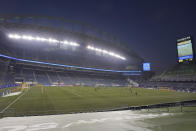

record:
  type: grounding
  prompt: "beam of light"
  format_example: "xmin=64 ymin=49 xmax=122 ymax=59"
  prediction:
xmin=7 ymin=33 xmax=80 ymax=47
xmin=87 ymin=45 xmax=126 ymax=60
xmin=0 ymin=53 xmax=140 ymax=73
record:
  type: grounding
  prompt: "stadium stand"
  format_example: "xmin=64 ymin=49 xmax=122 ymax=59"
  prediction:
xmin=1 ymin=15 xmax=195 ymax=92
xmin=0 ymin=15 xmax=142 ymax=89
xmin=151 ymin=64 xmax=196 ymax=82
xmin=140 ymin=64 xmax=196 ymax=92
xmin=0 ymin=65 xmax=130 ymax=87
xmin=140 ymin=81 xmax=196 ymax=92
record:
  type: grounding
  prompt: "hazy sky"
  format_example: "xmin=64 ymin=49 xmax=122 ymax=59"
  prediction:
xmin=0 ymin=0 xmax=195 ymax=71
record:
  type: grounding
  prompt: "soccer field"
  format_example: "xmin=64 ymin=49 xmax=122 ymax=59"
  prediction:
xmin=1 ymin=86 xmax=196 ymax=117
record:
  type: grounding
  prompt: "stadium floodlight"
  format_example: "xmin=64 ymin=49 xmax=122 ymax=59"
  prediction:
xmin=22 ymin=35 xmax=34 ymax=40
xmin=60 ymin=41 xmax=79 ymax=46
xmin=61 ymin=40 xmax=69 ymax=45
xmin=8 ymin=34 xmax=21 ymax=39
xmin=102 ymin=50 xmax=108 ymax=54
xmin=35 ymin=37 xmax=47 ymax=42
xmin=96 ymin=48 xmax=102 ymax=52
xmin=91 ymin=46 xmax=95 ymax=50
xmin=7 ymin=33 xmax=80 ymax=47
xmin=69 ymin=42 xmax=79 ymax=46
xmin=109 ymin=52 xmax=115 ymax=56
xmin=48 ymin=38 xmax=59 ymax=43
xmin=87 ymin=45 xmax=126 ymax=60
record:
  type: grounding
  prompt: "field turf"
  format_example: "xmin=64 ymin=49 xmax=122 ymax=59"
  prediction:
xmin=0 ymin=86 xmax=196 ymax=116
xmin=141 ymin=106 xmax=196 ymax=131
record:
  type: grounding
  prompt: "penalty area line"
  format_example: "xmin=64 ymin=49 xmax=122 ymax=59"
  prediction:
xmin=0 ymin=90 xmax=28 ymax=114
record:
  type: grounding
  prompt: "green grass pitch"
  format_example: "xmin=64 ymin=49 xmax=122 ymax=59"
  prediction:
xmin=1 ymin=86 xmax=196 ymax=116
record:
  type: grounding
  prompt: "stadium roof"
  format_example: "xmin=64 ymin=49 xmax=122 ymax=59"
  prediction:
xmin=0 ymin=14 xmax=143 ymax=61
xmin=0 ymin=53 xmax=141 ymax=74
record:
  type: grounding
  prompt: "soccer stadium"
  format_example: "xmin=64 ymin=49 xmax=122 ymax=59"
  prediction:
xmin=0 ymin=14 xmax=196 ymax=131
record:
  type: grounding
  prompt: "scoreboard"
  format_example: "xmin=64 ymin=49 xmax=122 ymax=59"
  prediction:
xmin=177 ymin=36 xmax=194 ymax=63
xmin=143 ymin=63 xmax=151 ymax=71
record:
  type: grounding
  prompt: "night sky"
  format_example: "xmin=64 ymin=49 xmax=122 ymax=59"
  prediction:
xmin=0 ymin=0 xmax=196 ymax=71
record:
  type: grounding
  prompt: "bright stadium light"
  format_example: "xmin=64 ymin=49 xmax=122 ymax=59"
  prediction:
xmin=22 ymin=35 xmax=34 ymax=40
xmin=48 ymin=38 xmax=59 ymax=43
xmin=60 ymin=41 xmax=79 ymax=46
xmin=91 ymin=46 xmax=95 ymax=50
xmin=102 ymin=50 xmax=108 ymax=54
xmin=61 ymin=40 xmax=69 ymax=45
xmin=7 ymin=33 xmax=80 ymax=47
xmin=8 ymin=34 xmax=21 ymax=39
xmin=70 ymin=42 xmax=79 ymax=46
xmin=109 ymin=52 xmax=115 ymax=56
xmin=87 ymin=45 xmax=126 ymax=60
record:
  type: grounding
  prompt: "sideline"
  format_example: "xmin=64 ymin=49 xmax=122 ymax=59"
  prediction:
xmin=0 ymin=89 xmax=29 ymax=114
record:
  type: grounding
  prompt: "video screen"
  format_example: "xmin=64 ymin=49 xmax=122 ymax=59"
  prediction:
xmin=143 ymin=63 xmax=151 ymax=71
xmin=177 ymin=37 xmax=193 ymax=62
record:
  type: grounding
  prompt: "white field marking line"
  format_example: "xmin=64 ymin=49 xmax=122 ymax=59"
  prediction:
xmin=2 ymin=91 xmax=22 ymax=97
xmin=61 ymin=87 xmax=82 ymax=97
xmin=0 ymin=89 xmax=29 ymax=114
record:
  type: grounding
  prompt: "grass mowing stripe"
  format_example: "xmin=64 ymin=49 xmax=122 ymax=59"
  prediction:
xmin=60 ymin=87 xmax=82 ymax=97
xmin=2 ymin=86 xmax=196 ymax=116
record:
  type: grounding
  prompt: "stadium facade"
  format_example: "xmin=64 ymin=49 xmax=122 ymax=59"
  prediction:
xmin=0 ymin=15 xmax=143 ymax=87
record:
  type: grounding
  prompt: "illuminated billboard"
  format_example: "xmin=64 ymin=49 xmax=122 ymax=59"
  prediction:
xmin=177 ymin=36 xmax=194 ymax=63
xmin=143 ymin=63 xmax=151 ymax=71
